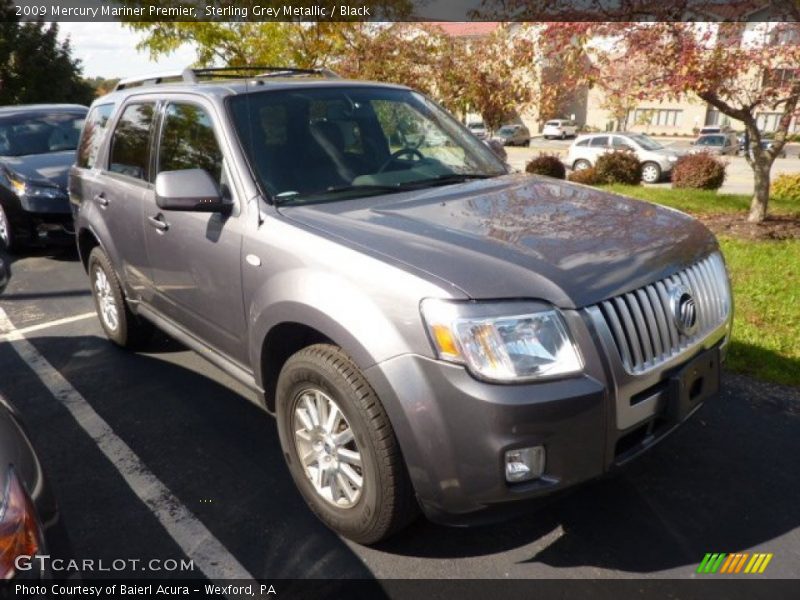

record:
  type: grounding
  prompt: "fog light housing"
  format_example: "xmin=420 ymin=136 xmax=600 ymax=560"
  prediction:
xmin=505 ymin=446 xmax=545 ymax=483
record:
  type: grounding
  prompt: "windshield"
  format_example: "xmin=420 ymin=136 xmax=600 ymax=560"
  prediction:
xmin=0 ymin=111 xmax=86 ymax=156
xmin=626 ymin=133 xmax=663 ymax=151
xmin=697 ymin=135 xmax=724 ymax=146
xmin=229 ymin=87 xmax=506 ymax=205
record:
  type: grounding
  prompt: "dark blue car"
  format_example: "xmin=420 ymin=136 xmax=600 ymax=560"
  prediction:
xmin=0 ymin=104 xmax=87 ymax=250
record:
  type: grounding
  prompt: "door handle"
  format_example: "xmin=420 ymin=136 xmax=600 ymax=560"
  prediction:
xmin=93 ymin=193 xmax=108 ymax=207
xmin=147 ymin=215 xmax=169 ymax=232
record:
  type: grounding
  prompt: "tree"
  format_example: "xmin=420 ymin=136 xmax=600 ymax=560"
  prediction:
xmin=537 ymin=21 xmax=800 ymax=223
xmin=0 ymin=4 xmax=94 ymax=106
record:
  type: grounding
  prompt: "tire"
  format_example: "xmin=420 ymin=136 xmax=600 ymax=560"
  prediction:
xmin=561 ymin=132 xmax=566 ymax=140
xmin=573 ymin=159 xmax=591 ymax=171
xmin=87 ymin=247 xmax=153 ymax=349
xmin=641 ymin=162 xmax=662 ymax=184
xmin=525 ymin=139 xmax=531 ymax=147
xmin=276 ymin=344 xmax=417 ymax=544
xmin=0 ymin=204 xmax=14 ymax=252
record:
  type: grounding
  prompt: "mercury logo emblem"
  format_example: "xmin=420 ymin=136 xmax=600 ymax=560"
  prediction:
xmin=669 ymin=283 xmax=698 ymax=335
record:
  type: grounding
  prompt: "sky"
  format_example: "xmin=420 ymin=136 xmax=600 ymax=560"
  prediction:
xmin=58 ymin=23 xmax=198 ymax=79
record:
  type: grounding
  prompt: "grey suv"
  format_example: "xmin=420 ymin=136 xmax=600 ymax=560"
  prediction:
xmin=70 ymin=67 xmax=733 ymax=544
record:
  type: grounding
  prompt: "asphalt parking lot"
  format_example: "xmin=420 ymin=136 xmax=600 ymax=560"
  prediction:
xmin=1 ymin=247 xmax=799 ymax=583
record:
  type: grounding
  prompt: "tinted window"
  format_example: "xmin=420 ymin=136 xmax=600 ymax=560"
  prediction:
xmin=158 ymin=103 xmax=223 ymax=184
xmin=589 ymin=136 xmax=609 ymax=147
xmin=0 ymin=111 xmax=85 ymax=157
xmin=109 ymin=103 xmax=155 ymax=181
xmin=576 ymin=139 xmax=589 ymax=147
xmin=77 ymin=104 xmax=114 ymax=168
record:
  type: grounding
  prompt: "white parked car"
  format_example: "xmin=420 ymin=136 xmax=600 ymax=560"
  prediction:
xmin=566 ymin=132 xmax=681 ymax=183
xmin=543 ymin=119 xmax=578 ymax=140
xmin=467 ymin=121 xmax=487 ymax=139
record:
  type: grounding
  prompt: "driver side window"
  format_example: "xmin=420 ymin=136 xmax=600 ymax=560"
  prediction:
xmin=158 ymin=103 xmax=224 ymax=187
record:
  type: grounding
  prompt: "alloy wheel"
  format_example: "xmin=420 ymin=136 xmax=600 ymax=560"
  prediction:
xmin=94 ymin=267 xmax=119 ymax=332
xmin=292 ymin=388 xmax=364 ymax=509
xmin=0 ymin=206 xmax=10 ymax=249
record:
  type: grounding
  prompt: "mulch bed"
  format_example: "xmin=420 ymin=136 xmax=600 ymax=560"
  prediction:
xmin=698 ymin=213 xmax=800 ymax=240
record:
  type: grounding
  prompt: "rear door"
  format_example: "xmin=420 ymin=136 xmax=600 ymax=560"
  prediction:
xmin=143 ymin=97 xmax=248 ymax=364
xmin=90 ymin=101 xmax=158 ymax=299
xmin=587 ymin=135 xmax=611 ymax=164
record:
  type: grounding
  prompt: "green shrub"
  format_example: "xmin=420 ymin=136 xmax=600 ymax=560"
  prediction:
xmin=568 ymin=166 xmax=600 ymax=185
xmin=525 ymin=154 xmax=566 ymax=179
xmin=594 ymin=151 xmax=642 ymax=185
xmin=772 ymin=173 xmax=800 ymax=204
xmin=671 ymin=153 xmax=726 ymax=190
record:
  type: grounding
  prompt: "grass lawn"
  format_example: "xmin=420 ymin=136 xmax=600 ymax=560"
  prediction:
xmin=600 ymin=184 xmax=800 ymax=216
xmin=600 ymin=185 xmax=800 ymax=386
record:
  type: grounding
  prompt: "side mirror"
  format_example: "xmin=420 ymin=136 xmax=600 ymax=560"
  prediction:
xmin=0 ymin=252 xmax=10 ymax=295
xmin=155 ymin=169 xmax=229 ymax=213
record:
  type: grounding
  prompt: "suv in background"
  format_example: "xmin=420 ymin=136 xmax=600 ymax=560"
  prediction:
xmin=71 ymin=67 xmax=732 ymax=544
xmin=467 ymin=121 xmax=487 ymax=139
xmin=567 ymin=132 xmax=681 ymax=183
xmin=543 ymin=119 xmax=578 ymax=140
xmin=0 ymin=104 xmax=87 ymax=250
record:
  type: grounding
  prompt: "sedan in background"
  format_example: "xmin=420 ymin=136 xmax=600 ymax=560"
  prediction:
xmin=0 ymin=104 xmax=87 ymax=251
xmin=566 ymin=132 xmax=681 ymax=183
xmin=493 ymin=123 xmax=531 ymax=146
xmin=690 ymin=132 xmax=739 ymax=156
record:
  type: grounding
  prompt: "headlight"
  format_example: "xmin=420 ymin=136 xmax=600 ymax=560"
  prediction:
xmin=420 ymin=300 xmax=583 ymax=382
xmin=8 ymin=176 xmax=63 ymax=199
xmin=668 ymin=155 xmax=678 ymax=162
xmin=0 ymin=467 xmax=43 ymax=579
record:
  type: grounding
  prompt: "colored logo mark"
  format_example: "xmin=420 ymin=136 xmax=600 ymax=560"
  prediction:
xmin=697 ymin=552 xmax=774 ymax=574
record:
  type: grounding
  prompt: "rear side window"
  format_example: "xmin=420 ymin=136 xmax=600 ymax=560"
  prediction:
xmin=576 ymin=138 xmax=589 ymax=147
xmin=158 ymin=103 xmax=223 ymax=184
xmin=589 ymin=136 xmax=609 ymax=147
xmin=77 ymin=103 xmax=114 ymax=169
xmin=108 ymin=103 xmax=155 ymax=181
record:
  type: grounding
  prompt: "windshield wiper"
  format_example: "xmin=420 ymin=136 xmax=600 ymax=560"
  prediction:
xmin=395 ymin=173 xmax=495 ymax=189
xmin=275 ymin=184 xmax=407 ymax=205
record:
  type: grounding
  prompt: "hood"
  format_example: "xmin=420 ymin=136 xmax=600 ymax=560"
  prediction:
xmin=279 ymin=174 xmax=717 ymax=308
xmin=1 ymin=151 xmax=75 ymax=189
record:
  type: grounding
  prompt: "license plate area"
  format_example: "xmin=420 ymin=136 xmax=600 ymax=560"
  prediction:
xmin=667 ymin=347 xmax=720 ymax=422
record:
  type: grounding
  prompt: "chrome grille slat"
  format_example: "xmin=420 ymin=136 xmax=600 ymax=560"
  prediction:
xmin=590 ymin=253 xmax=730 ymax=374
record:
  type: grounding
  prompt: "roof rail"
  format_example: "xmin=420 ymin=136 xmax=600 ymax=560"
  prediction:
xmin=113 ymin=66 xmax=340 ymax=91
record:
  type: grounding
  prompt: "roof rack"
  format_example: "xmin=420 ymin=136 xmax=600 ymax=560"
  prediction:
xmin=114 ymin=66 xmax=341 ymax=91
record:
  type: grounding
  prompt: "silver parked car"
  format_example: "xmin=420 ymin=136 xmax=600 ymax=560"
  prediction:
xmin=71 ymin=67 xmax=732 ymax=544
xmin=493 ymin=123 xmax=531 ymax=146
xmin=566 ymin=132 xmax=681 ymax=183
xmin=690 ymin=133 xmax=738 ymax=156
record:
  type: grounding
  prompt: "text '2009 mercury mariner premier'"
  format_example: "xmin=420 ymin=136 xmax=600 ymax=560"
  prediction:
xmin=70 ymin=67 xmax=732 ymax=543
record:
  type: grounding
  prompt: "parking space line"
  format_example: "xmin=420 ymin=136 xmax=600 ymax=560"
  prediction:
xmin=0 ymin=307 xmax=255 ymax=586
xmin=0 ymin=312 xmax=96 ymax=342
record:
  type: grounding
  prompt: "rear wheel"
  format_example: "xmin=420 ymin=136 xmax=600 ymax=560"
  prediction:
xmin=641 ymin=162 xmax=662 ymax=184
xmin=573 ymin=159 xmax=591 ymax=171
xmin=276 ymin=344 xmax=417 ymax=544
xmin=88 ymin=247 xmax=153 ymax=349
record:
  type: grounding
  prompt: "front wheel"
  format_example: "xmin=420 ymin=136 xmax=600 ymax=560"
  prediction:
xmin=276 ymin=344 xmax=417 ymax=544
xmin=88 ymin=247 xmax=153 ymax=349
xmin=573 ymin=159 xmax=591 ymax=171
xmin=0 ymin=204 xmax=14 ymax=252
xmin=641 ymin=162 xmax=662 ymax=184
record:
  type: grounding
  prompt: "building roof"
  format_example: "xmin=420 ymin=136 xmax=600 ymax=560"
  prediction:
xmin=429 ymin=22 xmax=500 ymax=38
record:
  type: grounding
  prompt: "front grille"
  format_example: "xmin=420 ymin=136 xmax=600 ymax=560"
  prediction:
xmin=592 ymin=252 xmax=730 ymax=374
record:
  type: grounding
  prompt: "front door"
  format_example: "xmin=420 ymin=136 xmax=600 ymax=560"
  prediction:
xmin=143 ymin=100 xmax=248 ymax=364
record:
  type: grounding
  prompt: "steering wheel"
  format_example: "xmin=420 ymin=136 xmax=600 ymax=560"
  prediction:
xmin=378 ymin=148 xmax=425 ymax=173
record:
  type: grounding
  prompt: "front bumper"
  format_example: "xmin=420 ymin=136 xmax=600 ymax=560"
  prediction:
xmin=365 ymin=309 xmax=731 ymax=525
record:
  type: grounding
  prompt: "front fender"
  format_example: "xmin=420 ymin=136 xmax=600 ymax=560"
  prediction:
xmin=248 ymin=267 xmax=437 ymax=387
